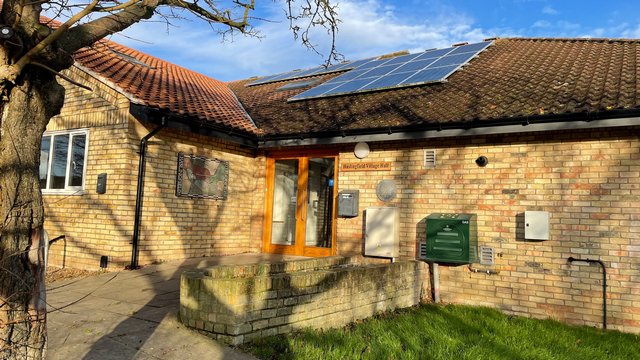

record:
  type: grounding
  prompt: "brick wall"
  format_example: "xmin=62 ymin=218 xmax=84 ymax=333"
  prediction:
xmin=128 ymin=120 xmax=265 ymax=265
xmin=180 ymin=257 xmax=429 ymax=345
xmin=45 ymin=122 xmax=137 ymax=269
xmin=44 ymin=67 xmax=265 ymax=269
xmin=44 ymin=66 xmax=639 ymax=334
xmin=336 ymin=127 xmax=640 ymax=333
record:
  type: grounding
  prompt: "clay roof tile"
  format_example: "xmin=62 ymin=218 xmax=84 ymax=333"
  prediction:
xmin=229 ymin=37 xmax=640 ymax=136
xmin=71 ymin=37 xmax=257 ymax=135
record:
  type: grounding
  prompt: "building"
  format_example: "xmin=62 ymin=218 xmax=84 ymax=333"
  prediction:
xmin=44 ymin=37 xmax=640 ymax=332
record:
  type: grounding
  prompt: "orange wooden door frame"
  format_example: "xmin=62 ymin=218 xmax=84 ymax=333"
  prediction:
xmin=262 ymin=151 xmax=338 ymax=257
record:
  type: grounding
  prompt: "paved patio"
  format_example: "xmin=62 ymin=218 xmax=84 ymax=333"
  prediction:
xmin=47 ymin=253 xmax=305 ymax=360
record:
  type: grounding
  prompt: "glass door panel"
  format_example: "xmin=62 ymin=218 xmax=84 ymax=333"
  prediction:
xmin=265 ymin=154 xmax=336 ymax=257
xmin=305 ymin=158 xmax=335 ymax=248
xmin=271 ymin=159 xmax=299 ymax=246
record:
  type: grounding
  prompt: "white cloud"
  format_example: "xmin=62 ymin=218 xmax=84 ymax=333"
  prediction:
xmin=40 ymin=0 xmax=640 ymax=83
xmin=621 ymin=25 xmax=640 ymax=38
xmin=525 ymin=20 xmax=586 ymax=37
xmin=532 ymin=20 xmax=551 ymax=28
xmin=114 ymin=0 xmax=490 ymax=81
xmin=333 ymin=0 xmax=488 ymax=58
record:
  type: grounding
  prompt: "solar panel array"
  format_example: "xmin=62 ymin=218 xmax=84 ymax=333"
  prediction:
xmin=247 ymin=62 xmax=356 ymax=86
xmin=288 ymin=41 xmax=493 ymax=102
xmin=277 ymin=79 xmax=320 ymax=91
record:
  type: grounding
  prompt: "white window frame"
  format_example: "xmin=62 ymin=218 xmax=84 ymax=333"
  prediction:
xmin=41 ymin=128 xmax=90 ymax=195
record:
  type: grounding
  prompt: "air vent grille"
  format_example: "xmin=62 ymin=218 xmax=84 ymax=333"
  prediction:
xmin=424 ymin=149 xmax=436 ymax=167
xmin=480 ymin=246 xmax=494 ymax=266
xmin=418 ymin=241 xmax=428 ymax=260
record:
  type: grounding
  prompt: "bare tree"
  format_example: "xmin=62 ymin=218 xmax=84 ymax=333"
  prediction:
xmin=0 ymin=0 xmax=338 ymax=358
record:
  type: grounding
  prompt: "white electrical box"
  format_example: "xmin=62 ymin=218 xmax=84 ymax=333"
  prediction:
xmin=524 ymin=211 xmax=550 ymax=240
xmin=364 ymin=207 xmax=399 ymax=258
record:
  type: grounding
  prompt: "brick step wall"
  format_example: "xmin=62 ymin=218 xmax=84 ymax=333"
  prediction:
xmin=180 ymin=257 xmax=430 ymax=345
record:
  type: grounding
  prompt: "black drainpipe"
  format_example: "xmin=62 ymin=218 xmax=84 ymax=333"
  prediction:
xmin=129 ymin=118 xmax=166 ymax=269
xmin=567 ymin=257 xmax=607 ymax=329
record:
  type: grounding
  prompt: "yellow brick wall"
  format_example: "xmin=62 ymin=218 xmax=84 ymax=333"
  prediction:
xmin=336 ymin=128 xmax=640 ymax=333
xmin=44 ymin=68 xmax=265 ymax=269
xmin=43 ymin=65 xmax=639 ymax=333
xmin=129 ymin=120 xmax=265 ymax=266
xmin=46 ymin=66 xmax=130 ymax=130
xmin=45 ymin=122 xmax=136 ymax=269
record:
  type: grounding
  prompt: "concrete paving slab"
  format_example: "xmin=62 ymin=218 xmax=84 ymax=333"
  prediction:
xmin=131 ymin=304 xmax=180 ymax=323
xmin=46 ymin=254 xmax=284 ymax=360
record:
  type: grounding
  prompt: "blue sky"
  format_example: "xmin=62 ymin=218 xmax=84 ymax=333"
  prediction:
xmin=103 ymin=0 xmax=640 ymax=81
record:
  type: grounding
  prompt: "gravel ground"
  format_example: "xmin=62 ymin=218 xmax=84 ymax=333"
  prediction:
xmin=46 ymin=266 xmax=103 ymax=284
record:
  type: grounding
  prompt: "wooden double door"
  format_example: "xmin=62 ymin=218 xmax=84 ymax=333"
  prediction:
xmin=263 ymin=152 xmax=337 ymax=257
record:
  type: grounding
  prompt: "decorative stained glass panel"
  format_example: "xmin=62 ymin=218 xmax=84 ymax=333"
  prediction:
xmin=176 ymin=153 xmax=229 ymax=200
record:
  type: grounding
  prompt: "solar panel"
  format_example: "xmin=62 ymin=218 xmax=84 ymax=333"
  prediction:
xmin=328 ymin=78 xmax=375 ymax=93
xmin=448 ymin=42 xmax=492 ymax=55
xmin=331 ymin=69 xmax=370 ymax=82
xmin=402 ymin=65 xmax=459 ymax=85
xmin=355 ymin=58 xmax=388 ymax=69
xmin=389 ymin=59 xmax=438 ymax=74
xmin=359 ymin=64 xmax=399 ymax=78
xmin=416 ymin=47 xmax=456 ymax=59
xmin=360 ymin=72 xmax=414 ymax=90
xmin=381 ymin=53 xmax=422 ymax=66
xmin=288 ymin=81 xmax=342 ymax=98
xmin=277 ymin=79 xmax=320 ymax=91
xmin=289 ymin=40 xmax=492 ymax=101
xmin=247 ymin=60 xmax=365 ymax=86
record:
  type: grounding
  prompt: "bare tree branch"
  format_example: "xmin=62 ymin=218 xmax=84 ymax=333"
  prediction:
xmin=93 ymin=0 xmax=143 ymax=12
xmin=163 ymin=0 xmax=254 ymax=30
xmin=57 ymin=0 xmax=160 ymax=54
xmin=285 ymin=0 xmax=342 ymax=65
xmin=31 ymin=62 xmax=92 ymax=91
xmin=0 ymin=0 xmax=100 ymax=83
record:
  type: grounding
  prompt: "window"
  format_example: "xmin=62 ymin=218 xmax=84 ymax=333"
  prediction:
xmin=40 ymin=129 xmax=89 ymax=193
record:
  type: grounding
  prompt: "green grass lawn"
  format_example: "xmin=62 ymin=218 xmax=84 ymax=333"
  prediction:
xmin=243 ymin=304 xmax=640 ymax=360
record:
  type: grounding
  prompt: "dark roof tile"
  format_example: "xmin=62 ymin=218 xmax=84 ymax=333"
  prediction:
xmin=229 ymin=38 xmax=640 ymax=136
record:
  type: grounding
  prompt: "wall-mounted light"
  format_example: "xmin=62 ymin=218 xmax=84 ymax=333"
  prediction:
xmin=0 ymin=26 xmax=14 ymax=40
xmin=354 ymin=142 xmax=370 ymax=159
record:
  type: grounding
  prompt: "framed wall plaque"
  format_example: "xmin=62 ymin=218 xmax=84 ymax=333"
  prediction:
xmin=176 ymin=153 xmax=229 ymax=200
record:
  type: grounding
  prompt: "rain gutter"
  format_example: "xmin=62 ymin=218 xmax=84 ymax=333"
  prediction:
xmin=258 ymin=112 xmax=640 ymax=148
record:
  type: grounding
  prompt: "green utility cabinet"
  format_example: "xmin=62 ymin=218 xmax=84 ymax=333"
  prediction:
xmin=425 ymin=213 xmax=477 ymax=264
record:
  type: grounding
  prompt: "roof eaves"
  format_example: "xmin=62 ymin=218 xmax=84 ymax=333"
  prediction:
xmin=74 ymin=62 xmax=261 ymax=135
xmin=72 ymin=62 xmax=147 ymax=106
xmin=258 ymin=110 xmax=640 ymax=148
xmin=129 ymin=103 xmax=259 ymax=148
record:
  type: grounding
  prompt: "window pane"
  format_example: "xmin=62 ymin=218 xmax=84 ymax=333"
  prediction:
xmin=68 ymin=134 xmax=86 ymax=187
xmin=39 ymin=136 xmax=51 ymax=189
xmin=305 ymin=158 xmax=334 ymax=248
xmin=271 ymin=159 xmax=299 ymax=246
xmin=51 ymin=135 xmax=69 ymax=189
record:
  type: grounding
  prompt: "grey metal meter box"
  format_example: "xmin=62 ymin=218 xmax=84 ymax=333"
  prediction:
xmin=425 ymin=213 xmax=477 ymax=264
xmin=338 ymin=190 xmax=359 ymax=217
xmin=524 ymin=211 xmax=549 ymax=240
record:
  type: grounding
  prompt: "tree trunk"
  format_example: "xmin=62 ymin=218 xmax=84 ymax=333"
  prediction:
xmin=0 ymin=68 xmax=65 ymax=359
